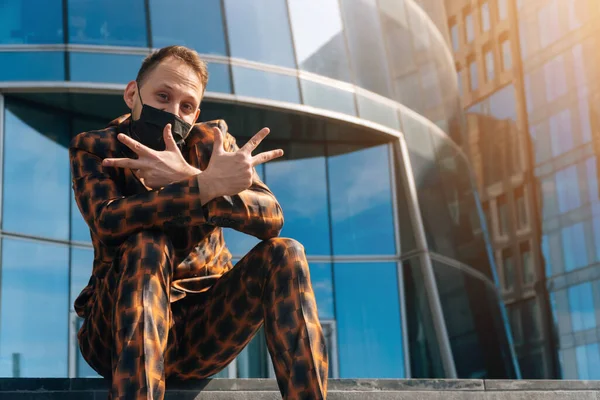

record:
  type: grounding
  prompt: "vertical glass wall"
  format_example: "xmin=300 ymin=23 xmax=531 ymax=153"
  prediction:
xmin=517 ymin=0 xmax=600 ymax=379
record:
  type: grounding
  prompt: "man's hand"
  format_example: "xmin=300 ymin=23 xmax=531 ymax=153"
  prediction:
xmin=102 ymin=124 xmax=198 ymax=189
xmin=198 ymin=127 xmax=283 ymax=204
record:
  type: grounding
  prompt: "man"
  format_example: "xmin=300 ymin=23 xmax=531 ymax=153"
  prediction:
xmin=70 ymin=45 xmax=328 ymax=400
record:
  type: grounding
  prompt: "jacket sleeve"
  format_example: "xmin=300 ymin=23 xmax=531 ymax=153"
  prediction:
xmin=70 ymin=144 xmax=207 ymax=247
xmin=200 ymin=128 xmax=284 ymax=240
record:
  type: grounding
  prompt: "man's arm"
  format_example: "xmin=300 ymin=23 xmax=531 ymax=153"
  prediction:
xmin=70 ymin=144 xmax=207 ymax=247
xmin=199 ymin=129 xmax=284 ymax=240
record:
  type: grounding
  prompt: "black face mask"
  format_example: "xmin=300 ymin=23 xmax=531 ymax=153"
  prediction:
xmin=129 ymin=84 xmax=192 ymax=151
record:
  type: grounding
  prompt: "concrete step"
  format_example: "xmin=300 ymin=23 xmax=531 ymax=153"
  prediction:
xmin=0 ymin=378 xmax=599 ymax=399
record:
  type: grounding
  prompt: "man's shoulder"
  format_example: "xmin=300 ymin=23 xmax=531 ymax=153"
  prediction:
xmin=187 ymin=119 xmax=234 ymax=147
xmin=70 ymin=114 xmax=130 ymax=156
xmin=70 ymin=126 xmax=120 ymax=156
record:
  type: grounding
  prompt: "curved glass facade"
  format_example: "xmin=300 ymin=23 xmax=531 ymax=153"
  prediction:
xmin=0 ymin=0 xmax=516 ymax=380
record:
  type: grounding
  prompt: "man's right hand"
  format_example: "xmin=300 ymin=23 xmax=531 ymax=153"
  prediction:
xmin=197 ymin=127 xmax=283 ymax=204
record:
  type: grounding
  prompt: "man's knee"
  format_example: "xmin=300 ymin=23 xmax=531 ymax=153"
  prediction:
xmin=262 ymin=237 xmax=308 ymax=273
xmin=118 ymin=230 xmax=174 ymax=274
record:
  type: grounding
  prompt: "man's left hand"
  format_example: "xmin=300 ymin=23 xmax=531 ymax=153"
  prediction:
xmin=102 ymin=124 xmax=199 ymax=189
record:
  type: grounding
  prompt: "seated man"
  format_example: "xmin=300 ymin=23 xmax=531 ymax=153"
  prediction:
xmin=70 ymin=45 xmax=328 ymax=400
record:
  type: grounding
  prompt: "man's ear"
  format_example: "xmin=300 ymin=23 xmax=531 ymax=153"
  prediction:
xmin=194 ymin=107 xmax=201 ymax=123
xmin=123 ymin=80 xmax=138 ymax=110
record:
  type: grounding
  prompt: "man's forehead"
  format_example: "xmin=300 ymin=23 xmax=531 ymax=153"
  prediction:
xmin=148 ymin=58 xmax=203 ymax=97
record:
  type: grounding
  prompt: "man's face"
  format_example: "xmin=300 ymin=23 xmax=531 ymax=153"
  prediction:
xmin=124 ymin=56 xmax=203 ymax=127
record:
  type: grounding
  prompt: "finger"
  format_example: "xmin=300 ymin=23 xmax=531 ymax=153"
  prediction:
xmin=240 ymin=128 xmax=270 ymax=154
xmin=102 ymin=157 xmax=144 ymax=169
xmin=163 ymin=124 xmax=179 ymax=152
xmin=212 ymin=127 xmax=224 ymax=155
xmin=251 ymin=149 xmax=284 ymax=166
xmin=117 ymin=133 xmax=153 ymax=157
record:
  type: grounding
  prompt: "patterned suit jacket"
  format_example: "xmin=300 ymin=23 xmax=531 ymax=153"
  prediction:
xmin=70 ymin=114 xmax=284 ymax=319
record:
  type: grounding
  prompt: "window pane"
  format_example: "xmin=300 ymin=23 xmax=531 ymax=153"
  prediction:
xmin=522 ymin=298 xmax=541 ymax=340
xmin=224 ymin=0 xmax=296 ymax=68
xmin=0 ymin=0 xmax=63 ymax=44
xmin=502 ymin=40 xmax=512 ymax=70
xmin=521 ymin=246 xmax=535 ymax=285
xmin=465 ymin=12 xmax=474 ymax=42
xmin=264 ymin=144 xmax=331 ymax=255
xmin=549 ymin=109 xmax=573 ymax=156
xmin=3 ymin=101 xmax=70 ymax=239
xmin=469 ymin=60 xmax=478 ymax=90
xmin=356 ymin=95 xmax=400 ymax=130
xmin=516 ymin=190 xmax=528 ymax=228
xmin=538 ymin=0 xmax=560 ymax=48
xmin=309 ymin=263 xmax=334 ymax=320
xmin=327 ymin=144 xmax=396 ymax=256
xmin=339 ymin=0 xmax=392 ymax=97
xmin=555 ymin=165 xmax=581 ymax=214
xmin=232 ymin=67 xmax=300 ymax=104
xmin=70 ymin=248 xmax=97 ymax=377
xmin=206 ymin=63 xmax=232 ymax=94
xmin=334 ymin=262 xmax=404 ymax=378
xmin=498 ymin=0 xmax=508 ymax=20
xmin=0 ymin=239 xmax=69 ymax=377
xmin=433 ymin=261 xmax=517 ymax=378
xmin=485 ymin=50 xmax=494 ymax=81
xmin=568 ymin=283 xmax=596 ymax=332
xmin=68 ymin=0 xmax=147 ymax=46
xmin=576 ymin=343 xmax=600 ymax=380
xmin=497 ymin=197 xmax=509 ymax=236
xmin=300 ymin=80 xmax=357 ymax=116
xmin=509 ymin=306 xmax=523 ymax=345
xmin=502 ymin=250 xmax=514 ymax=292
xmin=481 ymin=2 xmax=490 ymax=31
xmin=451 ymin=24 xmax=459 ymax=51
xmin=562 ymin=222 xmax=588 ymax=272
xmin=0 ymin=52 xmax=65 ymax=81
xmin=544 ymin=55 xmax=567 ymax=102
xmin=150 ymin=0 xmax=226 ymax=55
xmin=70 ymin=52 xmax=144 ymax=84
xmin=288 ymin=0 xmax=352 ymax=82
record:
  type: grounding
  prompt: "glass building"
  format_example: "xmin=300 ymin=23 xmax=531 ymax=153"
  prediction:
xmin=445 ymin=0 xmax=600 ymax=380
xmin=0 ymin=0 xmax=518 ymax=379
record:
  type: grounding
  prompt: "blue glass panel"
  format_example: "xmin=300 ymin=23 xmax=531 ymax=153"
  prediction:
xmin=232 ymin=67 xmax=301 ymax=104
xmin=0 ymin=0 xmax=63 ymax=44
xmin=150 ymin=0 xmax=227 ymax=55
xmin=264 ymin=145 xmax=330 ymax=255
xmin=70 ymin=248 xmax=98 ymax=377
xmin=287 ymin=0 xmax=352 ymax=81
xmin=0 ymin=52 xmax=65 ymax=81
xmin=586 ymin=157 xmax=599 ymax=205
xmin=223 ymin=165 xmax=265 ymax=256
xmin=3 ymin=102 xmax=70 ymax=239
xmin=334 ymin=262 xmax=404 ymax=378
xmin=576 ymin=343 xmax=600 ymax=380
xmin=568 ymin=283 xmax=596 ymax=332
xmin=71 ymin=189 xmax=91 ymax=242
xmin=555 ymin=165 xmax=581 ymax=214
xmin=68 ymin=0 xmax=147 ymax=47
xmin=224 ymin=0 xmax=296 ymax=68
xmin=300 ymin=79 xmax=356 ymax=116
xmin=0 ymin=239 xmax=69 ymax=377
xmin=562 ymin=223 xmax=588 ymax=272
xmin=309 ymin=263 xmax=334 ymax=320
xmin=327 ymin=144 xmax=396 ymax=256
xmin=70 ymin=52 xmax=144 ymax=84
xmin=206 ymin=63 xmax=232 ymax=94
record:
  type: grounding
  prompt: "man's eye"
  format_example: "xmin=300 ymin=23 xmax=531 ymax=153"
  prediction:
xmin=158 ymin=93 xmax=168 ymax=100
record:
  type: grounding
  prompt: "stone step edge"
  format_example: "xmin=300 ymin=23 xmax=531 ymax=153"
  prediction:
xmin=0 ymin=379 xmax=598 ymax=393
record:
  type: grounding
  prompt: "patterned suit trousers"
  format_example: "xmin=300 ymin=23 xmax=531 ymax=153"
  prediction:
xmin=78 ymin=230 xmax=328 ymax=400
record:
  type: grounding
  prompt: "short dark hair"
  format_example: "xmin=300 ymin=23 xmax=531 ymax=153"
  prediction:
xmin=136 ymin=45 xmax=209 ymax=95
